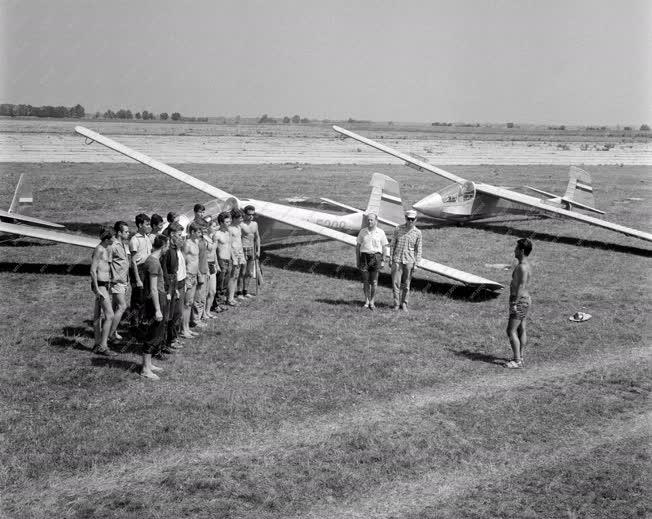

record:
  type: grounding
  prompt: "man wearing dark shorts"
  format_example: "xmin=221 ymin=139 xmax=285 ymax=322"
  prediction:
xmin=140 ymin=234 xmax=170 ymax=379
xmin=356 ymin=213 xmax=389 ymax=310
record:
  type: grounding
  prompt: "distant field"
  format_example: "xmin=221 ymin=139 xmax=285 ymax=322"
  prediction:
xmin=1 ymin=120 xmax=651 ymax=164
xmin=0 ymin=157 xmax=650 ymax=517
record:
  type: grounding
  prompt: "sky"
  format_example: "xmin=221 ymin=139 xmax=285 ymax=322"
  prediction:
xmin=1 ymin=0 xmax=650 ymax=125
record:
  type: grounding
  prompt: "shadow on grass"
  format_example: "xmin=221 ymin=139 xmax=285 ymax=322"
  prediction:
xmin=262 ymin=252 xmax=500 ymax=301
xmin=450 ymin=348 xmax=508 ymax=366
xmin=0 ymin=261 xmax=90 ymax=275
xmin=316 ymin=298 xmax=393 ymax=309
xmin=0 ymin=237 xmax=58 ymax=247
xmin=62 ymin=325 xmax=94 ymax=339
xmin=91 ymin=357 xmax=140 ymax=372
xmin=464 ymin=222 xmax=652 ymax=257
xmin=48 ymin=335 xmax=92 ymax=351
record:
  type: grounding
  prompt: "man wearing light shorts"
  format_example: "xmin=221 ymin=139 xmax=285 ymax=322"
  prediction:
xmin=228 ymin=209 xmax=246 ymax=305
xmin=91 ymin=228 xmax=116 ymax=356
xmin=505 ymin=238 xmax=533 ymax=369
xmin=239 ymin=205 xmax=260 ymax=298
xmin=182 ymin=223 xmax=201 ymax=338
xmin=108 ymin=220 xmax=131 ymax=343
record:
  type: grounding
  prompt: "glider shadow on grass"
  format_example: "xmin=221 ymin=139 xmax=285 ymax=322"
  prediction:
xmin=463 ymin=221 xmax=652 ymax=257
xmin=261 ymin=252 xmax=500 ymax=302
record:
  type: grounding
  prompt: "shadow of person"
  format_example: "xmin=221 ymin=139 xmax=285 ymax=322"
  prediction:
xmin=450 ymin=348 xmax=508 ymax=366
xmin=91 ymin=357 xmax=140 ymax=372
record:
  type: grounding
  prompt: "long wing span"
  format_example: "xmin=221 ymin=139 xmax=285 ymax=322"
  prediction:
xmin=0 ymin=221 xmax=98 ymax=248
xmin=332 ymin=126 xmax=467 ymax=185
xmin=476 ymin=183 xmax=652 ymax=242
xmin=74 ymin=126 xmax=235 ymax=202
xmin=0 ymin=209 xmax=64 ymax=228
xmin=73 ymin=128 xmax=502 ymax=289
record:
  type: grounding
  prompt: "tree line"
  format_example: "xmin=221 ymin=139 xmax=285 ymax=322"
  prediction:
xmin=97 ymin=109 xmax=182 ymax=121
xmin=1 ymin=103 xmax=85 ymax=118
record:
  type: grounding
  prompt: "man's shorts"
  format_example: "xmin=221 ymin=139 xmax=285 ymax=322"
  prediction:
xmin=509 ymin=295 xmax=531 ymax=320
xmin=359 ymin=252 xmax=383 ymax=272
xmin=243 ymin=247 xmax=255 ymax=262
xmin=185 ymin=272 xmax=198 ymax=290
xmin=231 ymin=249 xmax=246 ymax=266
xmin=110 ymin=282 xmax=128 ymax=295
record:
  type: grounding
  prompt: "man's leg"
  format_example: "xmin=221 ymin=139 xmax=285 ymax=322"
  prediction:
xmin=391 ymin=263 xmax=402 ymax=309
xmin=204 ymin=273 xmax=217 ymax=317
xmin=96 ymin=287 xmax=114 ymax=350
xmin=506 ymin=318 xmax=523 ymax=364
xmin=236 ymin=265 xmax=246 ymax=299
xmin=518 ymin=320 xmax=527 ymax=358
xmin=109 ymin=290 xmax=127 ymax=339
xmin=400 ymin=263 xmax=414 ymax=309
xmin=242 ymin=256 xmax=253 ymax=296
xmin=227 ymin=263 xmax=239 ymax=304
xmin=192 ymin=276 xmax=207 ymax=324
xmin=369 ymin=270 xmax=379 ymax=308
xmin=182 ymin=281 xmax=198 ymax=337
xmin=93 ymin=298 xmax=102 ymax=347
xmin=361 ymin=269 xmax=370 ymax=306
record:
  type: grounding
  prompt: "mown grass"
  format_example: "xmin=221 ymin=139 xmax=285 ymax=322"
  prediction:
xmin=0 ymin=162 xmax=650 ymax=518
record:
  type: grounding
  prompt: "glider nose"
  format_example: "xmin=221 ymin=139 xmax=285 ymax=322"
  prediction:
xmin=413 ymin=193 xmax=443 ymax=217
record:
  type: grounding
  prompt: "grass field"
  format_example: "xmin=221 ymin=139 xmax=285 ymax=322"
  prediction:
xmin=0 ymin=160 xmax=650 ymax=518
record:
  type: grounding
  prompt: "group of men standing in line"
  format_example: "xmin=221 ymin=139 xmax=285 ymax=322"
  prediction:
xmin=90 ymin=202 xmax=532 ymax=378
xmin=90 ymin=204 xmax=260 ymax=379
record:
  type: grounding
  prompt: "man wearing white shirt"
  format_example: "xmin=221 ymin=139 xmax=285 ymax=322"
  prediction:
xmin=356 ymin=213 xmax=389 ymax=310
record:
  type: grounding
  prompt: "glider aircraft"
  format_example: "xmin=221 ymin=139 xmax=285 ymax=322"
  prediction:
xmin=333 ymin=126 xmax=652 ymax=243
xmin=0 ymin=174 xmax=65 ymax=229
xmin=0 ymin=128 xmax=504 ymax=290
xmin=72 ymin=126 xmax=503 ymax=290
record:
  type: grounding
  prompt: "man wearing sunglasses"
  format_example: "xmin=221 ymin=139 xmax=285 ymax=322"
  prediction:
xmin=390 ymin=210 xmax=422 ymax=311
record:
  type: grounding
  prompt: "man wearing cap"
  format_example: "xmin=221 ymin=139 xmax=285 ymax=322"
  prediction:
xmin=390 ymin=210 xmax=422 ymax=311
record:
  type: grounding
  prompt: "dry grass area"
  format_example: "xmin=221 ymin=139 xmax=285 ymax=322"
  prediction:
xmin=0 ymin=161 xmax=650 ymax=518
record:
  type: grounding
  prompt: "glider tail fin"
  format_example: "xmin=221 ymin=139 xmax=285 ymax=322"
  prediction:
xmin=9 ymin=174 xmax=33 ymax=216
xmin=366 ymin=173 xmax=404 ymax=225
xmin=563 ymin=166 xmax=596 ymax=208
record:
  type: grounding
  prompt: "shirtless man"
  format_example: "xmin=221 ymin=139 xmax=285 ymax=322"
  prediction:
xmin=239 ymin=205 xmax=260 ymax=298
xmin=228 ymin=209 xmax=246 ymax=305
xmin=505 ymin=238 xmax=533 ymax=369
xmin=181 ymin=223 xmax=201 ymax=338
xmin=91 ymin=228 xmax=116 ymax=355
xmin=214 ymin=211 xmax=232 ymax=306
xmin=108 ymin=221 xmax=131 ymax=343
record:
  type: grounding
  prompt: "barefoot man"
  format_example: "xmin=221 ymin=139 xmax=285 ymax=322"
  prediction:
xmin=239 ymin=205 xmax=260 ymax=298
xmin=91 ymin=228 xmax=116 ymax=355
xmin=181 ymin=223 xmax=201 ymax=338
xmin=505 ymin=238 xmax=533 ymax=369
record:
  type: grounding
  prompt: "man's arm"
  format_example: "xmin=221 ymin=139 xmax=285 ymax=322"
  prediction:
xmin=414 ymin=232 xmax=422 ymax=266
xmin=90 ymin=246 xmax=102 ymax=296
xmin=149 ymin=269 xmax=163 ymax=320
xmin=254 ymin=223 xmax=261 ymax=257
